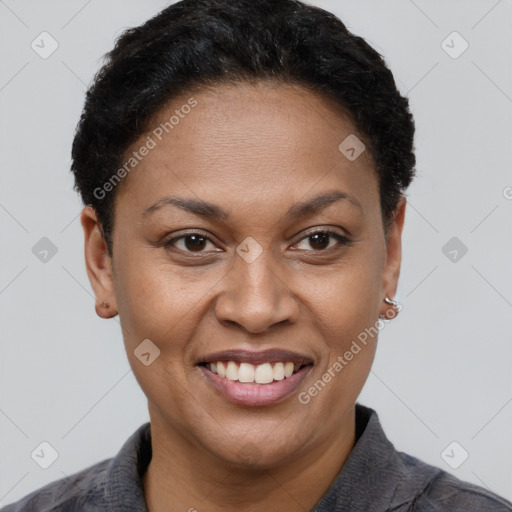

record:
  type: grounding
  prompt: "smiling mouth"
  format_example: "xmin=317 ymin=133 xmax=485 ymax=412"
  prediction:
xmin=198 ymin=360 xmax=313 ymax=384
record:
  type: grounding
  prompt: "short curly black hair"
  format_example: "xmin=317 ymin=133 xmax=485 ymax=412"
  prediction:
xmin=71 ymin=0 xmax=416 ymax=258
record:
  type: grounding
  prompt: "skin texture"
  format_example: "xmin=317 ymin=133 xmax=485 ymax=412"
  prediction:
xmin=81 ymin=82 xmax=406 ymax=511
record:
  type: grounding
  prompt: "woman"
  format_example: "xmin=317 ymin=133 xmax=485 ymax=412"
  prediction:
xmin=2 ymin=0 xmax=511 ymax=510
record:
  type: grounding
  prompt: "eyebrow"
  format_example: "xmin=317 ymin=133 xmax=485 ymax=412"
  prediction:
xmin=140 ymin=190 xmax=363 ymax=222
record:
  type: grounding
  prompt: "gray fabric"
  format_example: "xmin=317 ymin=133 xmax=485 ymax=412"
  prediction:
xmin=2 ymin=404 xmax=511 ymax=511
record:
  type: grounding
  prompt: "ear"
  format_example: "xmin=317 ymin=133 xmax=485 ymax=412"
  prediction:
xmin=379 ymin=197 xmax=406 ymax=317
xmin=80 ymin=206 xmax=118 ymax=319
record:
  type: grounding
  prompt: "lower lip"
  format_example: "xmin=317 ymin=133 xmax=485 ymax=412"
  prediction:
xmin=198 ymin=364 xmax=312 ymax=406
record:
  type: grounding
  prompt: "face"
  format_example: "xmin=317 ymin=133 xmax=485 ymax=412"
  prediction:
xmin=82 ymin=81 xmax=404 ymax=468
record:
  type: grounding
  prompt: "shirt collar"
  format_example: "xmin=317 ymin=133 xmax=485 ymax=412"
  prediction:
xmin=312 ymin=403 xmax=403 ymax=511
xmin=106 ymin=421 xmax=152 ymax=512
xmin=104 ymin=403 xmax=405 ymax=512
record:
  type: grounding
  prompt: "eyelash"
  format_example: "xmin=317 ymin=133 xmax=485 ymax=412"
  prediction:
xmin=163 ymin=229 xmax=351 ymax=255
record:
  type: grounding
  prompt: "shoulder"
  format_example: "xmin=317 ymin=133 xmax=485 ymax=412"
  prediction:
xmin=0 ymin=458 xmax=111 ymax=512
xmin=393 ymin=450 xmax=512 ymax=511
xmin=353 ymin=405 xmax=512 ymax=511
xmin=1 ymin=421 xmax=151 ymax=512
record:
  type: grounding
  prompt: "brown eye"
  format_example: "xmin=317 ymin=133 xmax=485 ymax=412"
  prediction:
xmin=308 ymin=232 xmax=330 ymax=251
xmin=295 ymin=230 xmax=351 ymax=252
xmin=164 ymin=233 xmax=217 ymax=253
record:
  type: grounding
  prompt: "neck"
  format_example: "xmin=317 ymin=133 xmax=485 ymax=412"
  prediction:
xmin=142 ymin=406 xmax=357 ymax=512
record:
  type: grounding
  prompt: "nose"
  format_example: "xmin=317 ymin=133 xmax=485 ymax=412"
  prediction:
xmin=214 ymin=251 xmax=300 ymax=334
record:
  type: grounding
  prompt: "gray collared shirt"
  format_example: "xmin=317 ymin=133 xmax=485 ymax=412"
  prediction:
xmin=2 ymin=404 xmax=511 ymax=511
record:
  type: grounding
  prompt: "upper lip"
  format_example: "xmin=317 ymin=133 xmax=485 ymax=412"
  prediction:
xmin=198 ymin=349 xmax=314 ymax=366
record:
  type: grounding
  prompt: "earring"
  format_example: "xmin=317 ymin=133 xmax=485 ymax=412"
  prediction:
xmin=379 ymin=297 xmax=400 ymax=319
xmin=384 ymin=297 xmax=399 ymax=308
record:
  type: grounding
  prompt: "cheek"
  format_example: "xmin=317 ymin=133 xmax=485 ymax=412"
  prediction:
xmin=299 ymin=265 xmax=382 ymax=414
xmin=113 ymin=249 xmax=225 ymax=366
xmin=301 ymin=238 xmax=385 ymax=397
xmin=112 ymin=257 xmax=210 ymax=410
xmin=308 ymin=241 xmax=385 ymax=334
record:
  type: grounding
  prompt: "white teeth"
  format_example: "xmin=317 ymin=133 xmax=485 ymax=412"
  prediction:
xmin=207 ymin=360 xmax=305 ymax=384
xmin=272 ymin=362 xmax=285 ymax=380
xmin=217 ymin=361 xmax=226 ymax=377
xmin=238 ymin=362 xmax=255 ymax=383
xmin=225 ymin=361 xmax=239 ymax=380
xmin=254 ymin=363 xmax=273 ymax=384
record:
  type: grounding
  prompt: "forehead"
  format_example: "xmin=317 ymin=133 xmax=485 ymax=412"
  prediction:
xmin=114 ymin=82 xmax=378 ymax=220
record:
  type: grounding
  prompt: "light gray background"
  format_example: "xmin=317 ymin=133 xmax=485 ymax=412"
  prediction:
xmin=1 ymin=0 xmax=511 ymax=506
